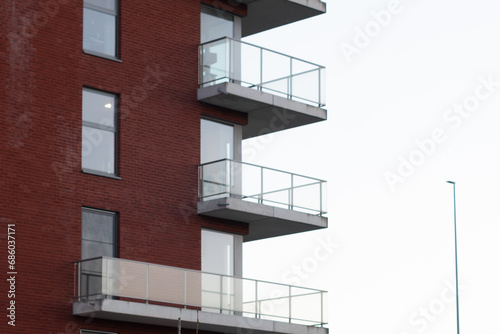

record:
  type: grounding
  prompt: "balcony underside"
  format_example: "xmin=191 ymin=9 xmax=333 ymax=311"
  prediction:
xmin=197 ymin=197 xmax=327 ymax=242
xmin=74 ymin=300 xmax=327 ymax=334
xmin=239 ymin=0 xmax=327 ymax=37
xmin=198 ymin=83 xmax=327 ymax=139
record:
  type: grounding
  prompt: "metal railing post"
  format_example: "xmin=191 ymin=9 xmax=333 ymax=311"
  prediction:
xmin=228 ymin=160 xmax=232 ymax=196
xmin=199 ymin=166 xmax=204 ymax=200
xmin=259 ymin=48 xmax=263 ymax=91
xmin=76 ymin=262 xmax=81 ymax=301
xmin=146 ymin=264 xmax=149 ymax=303
xmin=224 ymin=160 xmax=228 ymax=196
xmin=320 ymin=292 xmax=324 ymax=327
xmin=228 ymin=38 xmax=232 ymax=83
xmin=260 ymin=167 xmax=264 ymax=204
xmin=102 ymin=257 xmax=106 ymax=299
xmin=255 ymin=280 xmax=258 ymax=317
xmin=319 ymin=181 xmax=323 ymax=216
xmin=288 ymin=189 xmax=291 ymax=210
xmin=318 ymin=68 xmax=321 ymax=107
xmin=184 ymin=270 xmax=187 ymax=308
xmin=290 ymin=174 xmax=294 ymax=210
xmin=200 ymin=45 xmax=203 ymax=86
xmin=289 ymin=58 xmax=293 ymax=99
xmin=287 ymin=77 xmax=290 ymax=99
xmin=220 ymin=275 xmax=224 ymax=313
xmin=289 ymin=285 xmax=292 ymax=323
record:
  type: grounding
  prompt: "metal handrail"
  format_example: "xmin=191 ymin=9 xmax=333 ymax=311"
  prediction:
xmin=75 ymin=256 xmax=327 ymax=293
xmin=198 ymin=159 xmax=326 ymax=183
xmin=199 ymin=37 xmax=326 ymax=107
xmin=74 ymin=256 xmax=328 ymax=326
xmin=199 ymin=36 xmax=325 ymax=69
xmin=198 ymin=159 xmax=327 ymax=215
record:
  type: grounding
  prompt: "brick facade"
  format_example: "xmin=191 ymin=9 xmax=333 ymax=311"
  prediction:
xmin=1 ymin=0 xmax=248 ymax=332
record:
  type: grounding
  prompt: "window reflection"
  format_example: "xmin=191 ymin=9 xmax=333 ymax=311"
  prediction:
xmin=83 ymin=0 xmax=117 ymax=57
xmin=82 ymin=88 xmax=117 ymax=175
xmin=201 ymin=6 xmax=234 ymax=44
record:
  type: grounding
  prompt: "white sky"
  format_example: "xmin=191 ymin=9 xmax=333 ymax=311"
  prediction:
xmin=242 ymin=1 xmax=500 ymax=333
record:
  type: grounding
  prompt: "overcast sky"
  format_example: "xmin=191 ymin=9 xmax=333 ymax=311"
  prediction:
xmin=242 ymin=1 xmax=500 ymax=333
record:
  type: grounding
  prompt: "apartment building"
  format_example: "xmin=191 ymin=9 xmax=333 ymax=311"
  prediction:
xmin=1 ymin=0 xmax=328 ymax=333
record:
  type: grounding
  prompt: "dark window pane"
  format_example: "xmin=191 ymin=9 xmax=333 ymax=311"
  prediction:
xmin=82 ymin=240 xmax=115 ymax=260
xmin=81 ymin=208 xmax=116 ymax=260
xmin=87 ymin=274 xmax=103 ymax=296
xmin=81 ymin=257 xmax=103 ymax=275
xmin=82 ymin=210 xmax=115 ymax=243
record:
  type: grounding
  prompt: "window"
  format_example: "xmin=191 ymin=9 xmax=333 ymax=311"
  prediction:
xmin=201 ymin=6 xmax=234 ymax=44
xmin=201 ymin=229 xmax=242 ymax=314
xmin=202 ymin=229 xmax=234 ymax=276
xmin=81 ymin=208 xmax=117 ymax=298
xmin=83 ymin=0 xmax=118 ymax=58
xmin=201 ymin=119 xmax=234 ymax=164
xmin=200 ymin=119 xmax=236 ymax=200
xmin=81 ymin=207 xmax=117 ymax=260
xmin=82 ymin=88 xmax=117 ymax=176
xmin=202 ymin=229 xmax=234 ymax=313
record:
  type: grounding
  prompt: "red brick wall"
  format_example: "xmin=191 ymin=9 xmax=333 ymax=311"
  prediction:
xmin=0 ymin=0 xmax=248 ymax=332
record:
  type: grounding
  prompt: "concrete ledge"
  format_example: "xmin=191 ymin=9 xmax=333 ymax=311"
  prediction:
xmin=198 ymin=83 xmax=327 ymax=139
xmin=74 ymin=300 xmax=328 ymax=334
xmin=237 ymin=0 xmax=327 ymax=36
xmin=197 ymin=197 xmax=327 ymax=242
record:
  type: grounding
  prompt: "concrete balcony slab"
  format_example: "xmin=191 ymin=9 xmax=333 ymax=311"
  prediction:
xmin=238 ymin=0 xmax=327 ymax=37
xmin=74 ymin=300 xmax=328 ymax=334
xmin=197 ymin=197 xmax=327 ymax=242
xmin=198 ymin=83 xmax=327 ymax=139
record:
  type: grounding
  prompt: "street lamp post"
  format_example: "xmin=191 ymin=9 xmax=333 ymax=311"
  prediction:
xmin=446 ymin=181 xmax=460 ymax=334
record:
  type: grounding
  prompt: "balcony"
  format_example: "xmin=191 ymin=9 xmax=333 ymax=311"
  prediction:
xmin=198 ymin=37 xmax=326 ymax=139
xmin=73 ymin=257 xmax=328 ymax=334
xmin=198 ymin=159 xmax=327 ymax=241
xmin=239 ymin=0 xmax=327 ymax=37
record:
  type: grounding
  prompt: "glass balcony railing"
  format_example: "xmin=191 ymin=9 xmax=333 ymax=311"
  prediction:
xmin=198 ymin=159 xmax=327 ymax=216
xmin=74 ymin=257 xmax=328 ymax=327
xmin=199 ymin=37 xmax=326 ymax=107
